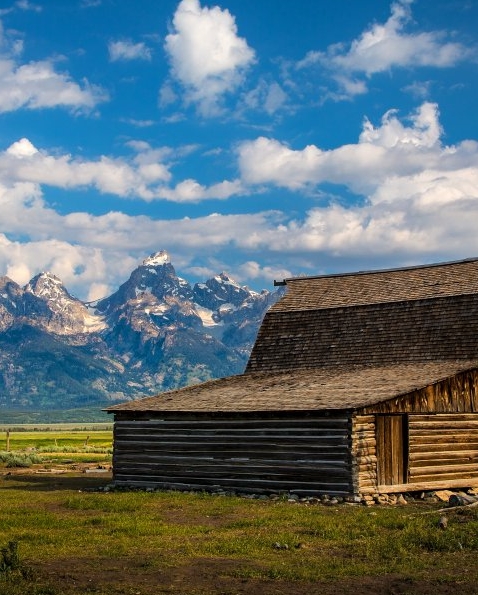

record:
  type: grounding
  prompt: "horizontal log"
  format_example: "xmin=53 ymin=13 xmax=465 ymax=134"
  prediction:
xmin=357 ymin=470 xmax=377 ymax=479
xmin=114 ymin=467 xmax=350 ymax=482
xmin=114 ymin=436 xmax=348 ymax=445
xmin=112 ymin=471 xmax=352 ymax=486
xmin=352 ymin=447 xmax=376 ymax=454
xmin=410 ymin=421 xmax=478 ymax=430
xmin=410 ymin=429 xmax=478 ymax=437
xmin=116 ymin=458 xmax=350 ymax=469
xmin=115 ymin=431 xmax=351 ymax=440
xmin=409 ymin=442 xmax=478 ymax=452
xmin=115 ymin=428 xmax=352 ymax=436
xmin=353 ymin=463 xmax=377 ymax=473
xmin=351 ymin=423 xmax=376 ymax=431
xmin=352 ymin=428 xmax=376 ymax=435
xmin=113 ymin=443 xmax=350 ymax=456
xmin=352 ymin=444 xmax=376 ymax=453
xmin=114 ymin=438 xmax=349 ymax=449
xmin=356 ymin=478 xmax=377 ymax=488
xmin=410 ymin=461 xmax=478 ymax=473
xmin=116 ymin=468 xmax=352 ymax=480
xmin=116 ymin=418 xmax=350 ymax=429
xmin=409 ymin=462 xmax=478 ymax=476
xmin=353 ymin=415 xmax=375 ymax=422
xmin=352 ymin=434 xmax=376 ymax=442
xmin=353 ymin=453 xmax=377 ymax=461
xmin=353 ymin=454 xmax=377 ymax=463
xmin=409 ymin=450 xmax=478 ymax=462
xmin=115 ymin=433 xmax=349 ymax=442
xmin=115 ymin=455 xmax=350 ymax=468
xmin=112 ymin=474 xmax=352 ymax=492
xmin=113 ymin=445 xmax=349 ymax=456
xmin=352 ymin=454 xmax=377 ymax=462
xmin=352 ymin=442 xmax=376 ymax=451
xmin=114 ymin=472 xmax=351 ymax=485
xmin=409 ymin=434 xmax=478 ymax=444
xmin=116 ymin=425 xmax=349 ymax=436
xmin=352 ymin=445 xmax=377 ymax=454
xmin=115 ymin=452 xmax=350 ymax=464
xmin=410 ymin=414 xmax=478 ymax=422
xmin=361 ymin=478 xmax=478 ymax=494
xmin=408 ymin=471 xmax=478 ymax=483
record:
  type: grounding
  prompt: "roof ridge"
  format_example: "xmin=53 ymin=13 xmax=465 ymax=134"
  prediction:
xmin=274 ymin=256 xmax=478 ymax=285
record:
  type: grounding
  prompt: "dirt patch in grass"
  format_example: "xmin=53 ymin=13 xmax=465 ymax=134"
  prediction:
xmin=25 ymin=555 xmax=478 ymax=595
xmin=0 ymin=465 xmax=112 ymax=491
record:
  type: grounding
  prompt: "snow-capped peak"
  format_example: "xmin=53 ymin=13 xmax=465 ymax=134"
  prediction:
xmin=215 ymin=272 xmax=239 ymax=286
xmin=142 ymin=251 xmax=170 ymax=267
xmin=26 ymin=272 xmax=65 ymax=295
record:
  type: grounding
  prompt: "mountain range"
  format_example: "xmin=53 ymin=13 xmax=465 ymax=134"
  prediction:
xmin=0 ymin=251 xmax=282 ymax=411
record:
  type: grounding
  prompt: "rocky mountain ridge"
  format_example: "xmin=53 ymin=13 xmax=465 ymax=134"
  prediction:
xmin=0 ymin=251 xmax=282 ymax=410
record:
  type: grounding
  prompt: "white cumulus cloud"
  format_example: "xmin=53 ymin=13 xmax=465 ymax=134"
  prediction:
xmin=234 ymin=100 xmax=478 ymax=267
xmin=0 ymin=138 xmax=243 ymax=203
xmin=0 ymin=176 xmax=279 ymax=298
xmin=237 ymin=102 xmax=457 ymax=196
xmin=164 ymin=0 xmax=255 ymax=116
xmin=0 ymin=20 xmax=107 ymax=113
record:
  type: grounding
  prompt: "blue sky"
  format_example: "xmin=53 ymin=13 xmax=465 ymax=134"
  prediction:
xmin=0 ymin=0 xmax=477 ymax=300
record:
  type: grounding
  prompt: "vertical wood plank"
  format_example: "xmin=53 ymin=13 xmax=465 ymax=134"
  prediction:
xmin=376 ymin=415 xmax=407 ymax=485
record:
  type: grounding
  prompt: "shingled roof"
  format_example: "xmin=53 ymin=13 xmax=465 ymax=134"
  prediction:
xmin=246 ymin=258 xmax=478 ymax=373
xmin=272 ymin=258 xmax=478 ymax=311
xmin=108 ymin=360 xmax=478 ymax=412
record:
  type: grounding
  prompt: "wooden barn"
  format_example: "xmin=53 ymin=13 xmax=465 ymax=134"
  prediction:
xmin=107 ymin=258 xmax=478 ymax=496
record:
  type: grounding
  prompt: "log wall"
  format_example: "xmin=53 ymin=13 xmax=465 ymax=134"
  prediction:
xmin=351 ymin=415 xmax=377 ymax=493
xmin=355 ymin=413 xmax=478 ymax=494
xmin=112 ymin=414 xmax=354 ymax=495
xmin=408 ymin=413 xmax=478 ymax=484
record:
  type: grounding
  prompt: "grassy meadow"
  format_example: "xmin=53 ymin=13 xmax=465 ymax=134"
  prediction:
xmin=0 ymin=425 xmax=112 ymax=466
xmin=1 ymin=426 xmax=478 ymax=594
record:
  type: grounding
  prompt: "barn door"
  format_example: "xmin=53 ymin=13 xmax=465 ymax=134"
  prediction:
xmin=376 ymin=415 xmax=409 ymax=486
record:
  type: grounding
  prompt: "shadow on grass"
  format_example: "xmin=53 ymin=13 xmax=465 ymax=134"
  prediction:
xmin=0 ymin=471 xmax=111 ymax=492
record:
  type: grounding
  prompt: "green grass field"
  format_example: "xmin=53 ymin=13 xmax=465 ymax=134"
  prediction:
xmin=0 ymin=473 xmax=478 ymax=594
xmin=1 ymin=427 xmax=478 ymax=594
xmin=0 ymin=426 xmax=113 ymax=466
xmin=2 ymin=429 xmax=112 ymax=450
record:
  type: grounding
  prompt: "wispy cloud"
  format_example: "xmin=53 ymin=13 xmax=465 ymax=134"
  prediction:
xmin=299 ymin=0 xmax=473 ymax=100
xmin=80 ymin=0 xmax=102 ymax=8
xmin=108 ymin=39 xmax=152 ymax=62
xmin=15 ymin=0 xmax=42 ymax=12
xmin=121 ymin=118 xmax=156 ymax=128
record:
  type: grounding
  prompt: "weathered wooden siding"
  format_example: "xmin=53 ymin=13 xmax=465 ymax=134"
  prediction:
xmin=112 ymin=414 xmax=353 ymax=495
xmin=376 ymin=415 xmax=408 ymax=485
xmin=408 ymin=414 xmax=478 ymax=484
xmin=360 ymin=369 xmax=478 ymax=415
xmin=351 ymin=415 xmax=377 ymax=494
